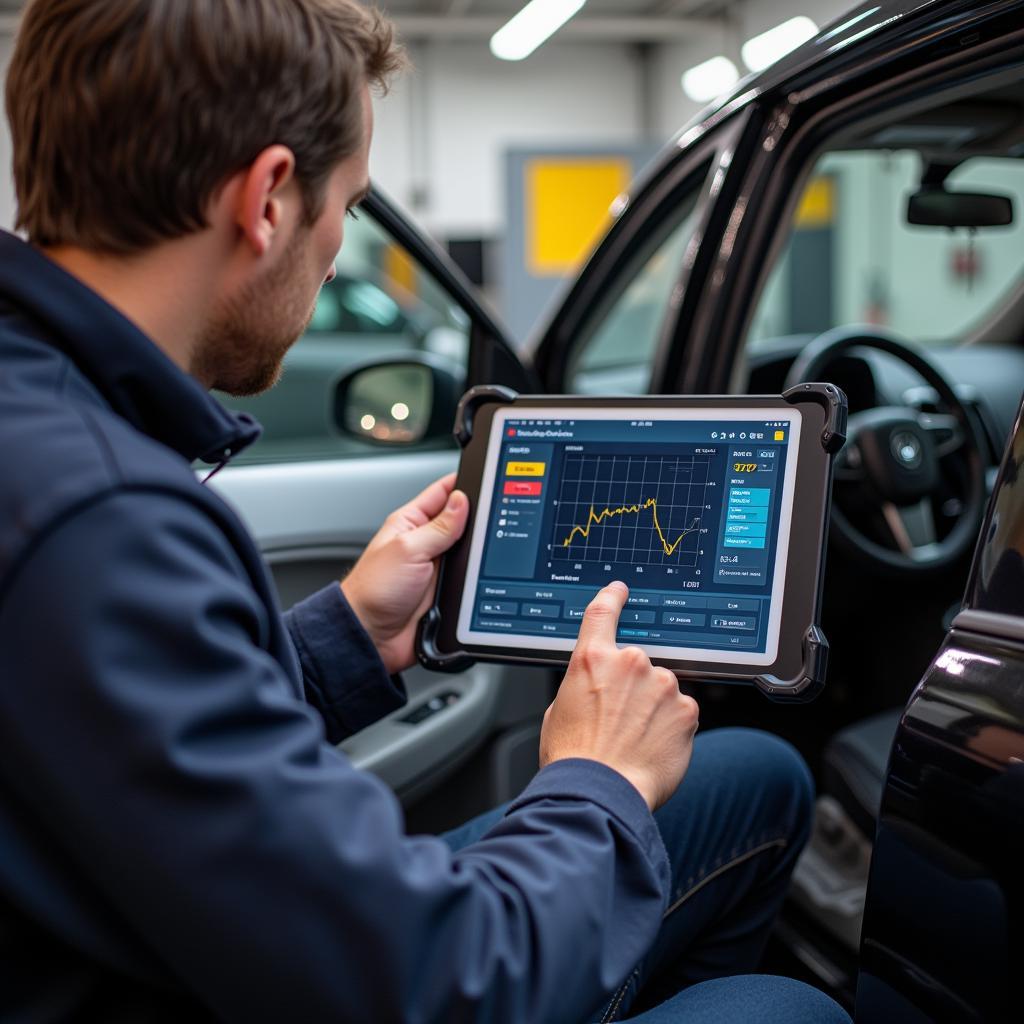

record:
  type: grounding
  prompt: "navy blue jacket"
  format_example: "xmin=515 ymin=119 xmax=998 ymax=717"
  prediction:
xmin=0 ymin=232 xmax=669 ymax=1023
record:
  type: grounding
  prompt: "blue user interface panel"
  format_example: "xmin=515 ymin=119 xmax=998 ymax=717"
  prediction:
xmin=457 ymin=407 xmax=801 ymax=665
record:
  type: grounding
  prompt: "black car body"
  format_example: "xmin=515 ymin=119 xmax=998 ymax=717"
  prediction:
xmin=857 ymin=410 xmax=1024 ymax=1023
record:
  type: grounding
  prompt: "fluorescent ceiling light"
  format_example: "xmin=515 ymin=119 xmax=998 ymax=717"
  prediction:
xmin=741 ymin=16 xmax=818 ymax=72
xmin=490 ymin=0 xmax=587 ymax=61
xmin=681 ymin=55 xmax=739 ymax=103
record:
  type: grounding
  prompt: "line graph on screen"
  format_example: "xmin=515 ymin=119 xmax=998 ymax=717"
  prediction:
xmin=551 ymin=454 xmax=711 ymax=567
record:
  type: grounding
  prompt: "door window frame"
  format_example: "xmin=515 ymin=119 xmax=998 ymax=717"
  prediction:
xmin=664 ymin=9 xmax=1024 ymax=395
xmin=528 ymin=109 xmax=754 ymax=395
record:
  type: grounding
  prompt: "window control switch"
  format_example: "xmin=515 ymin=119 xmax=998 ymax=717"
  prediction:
xmin=399 ymin=690 xmax=460 ymax=725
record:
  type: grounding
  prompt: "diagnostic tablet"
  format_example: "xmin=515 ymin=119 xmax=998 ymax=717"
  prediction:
xmin=418 ymin=386 xmax=846 ymax=701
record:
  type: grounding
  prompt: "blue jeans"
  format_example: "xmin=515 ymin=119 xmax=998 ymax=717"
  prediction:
xmin=442 ymin=728 xmax=851 ymax=1024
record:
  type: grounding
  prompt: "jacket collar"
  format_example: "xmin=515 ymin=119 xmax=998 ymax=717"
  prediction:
xmin=0 ymin=230 xmax=260 ymax=464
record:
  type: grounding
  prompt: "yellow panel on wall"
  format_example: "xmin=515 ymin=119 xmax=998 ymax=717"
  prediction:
xmin=794 ymin=176 xmax=835 ymax=229
xmin=526 ymin=158 xmax=631 ymax=276
xmin=383 ymin=243 xmax=418 ymax=302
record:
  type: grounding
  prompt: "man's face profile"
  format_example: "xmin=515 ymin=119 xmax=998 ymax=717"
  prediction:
xmin=197 ymin=86 xmax=374 ymax=398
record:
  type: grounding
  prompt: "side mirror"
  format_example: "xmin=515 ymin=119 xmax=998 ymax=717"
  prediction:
xmin=334 ymin=355 xmax=465 ymax=446
xmin=907 ymin=187 xmax=1013 ymax=228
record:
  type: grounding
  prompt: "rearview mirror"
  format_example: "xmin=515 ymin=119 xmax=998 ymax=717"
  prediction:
xmin=907 ymin=187 xmax=1013 ymax=228
xmin=334 ymin=355 xmax=464 ymax=446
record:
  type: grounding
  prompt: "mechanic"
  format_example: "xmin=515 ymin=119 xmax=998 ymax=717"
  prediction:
xmin=0 ymin=2 xmax=849 ymax=1021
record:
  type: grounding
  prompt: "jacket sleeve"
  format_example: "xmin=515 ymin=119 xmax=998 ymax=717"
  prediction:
xmin=284 ymin=582 xmax=407 ymax=742
xmin=0 ymin=488 xmax=670 ymax=1024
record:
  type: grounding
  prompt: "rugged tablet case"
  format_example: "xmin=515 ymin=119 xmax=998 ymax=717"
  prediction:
xmin=417 ymin=384 xmax=847 ymax=703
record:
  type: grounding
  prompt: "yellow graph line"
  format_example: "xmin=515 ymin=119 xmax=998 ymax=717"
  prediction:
xmin=561 ymin=498 xmax=700 ymax=557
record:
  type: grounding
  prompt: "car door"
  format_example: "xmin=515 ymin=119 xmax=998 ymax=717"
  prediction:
xmin=857 ymin=394 xmax=1024 ymax=1023
xmin=208 ymin=189 xmax=549 ymax=825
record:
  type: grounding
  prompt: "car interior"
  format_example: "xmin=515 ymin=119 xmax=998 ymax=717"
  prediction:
xmin=211 ymin=62 xmax=1024 ymax=1011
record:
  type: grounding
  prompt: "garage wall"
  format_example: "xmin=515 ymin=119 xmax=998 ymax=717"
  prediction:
xmin=372 ymin=39 xmax=647 ymax=239
xmin=373 ymin=0 xmax=858 ymax=235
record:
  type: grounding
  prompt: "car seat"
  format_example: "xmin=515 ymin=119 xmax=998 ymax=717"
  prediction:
xmin=788 ymin=709 xmax=902 ymax=952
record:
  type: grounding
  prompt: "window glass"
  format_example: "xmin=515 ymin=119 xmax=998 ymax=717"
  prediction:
xmin=566 ymin=172 xmax=707 ymax=394
xmin=746 ymin=150 xmax=1024 ymax=352
xmin=220 ymin=210 xmax=470 ymax=463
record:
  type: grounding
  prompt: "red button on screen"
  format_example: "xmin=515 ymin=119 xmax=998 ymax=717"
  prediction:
xmin=503 ymin=481 xmax=542 ymax=496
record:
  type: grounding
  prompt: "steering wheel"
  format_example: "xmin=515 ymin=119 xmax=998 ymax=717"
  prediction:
xmin=784 ymin=326 xmax=986 ymax=573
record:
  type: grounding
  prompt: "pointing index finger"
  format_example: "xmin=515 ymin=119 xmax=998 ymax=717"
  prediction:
xmin=574 ymin=581 xmax=629 ymax=648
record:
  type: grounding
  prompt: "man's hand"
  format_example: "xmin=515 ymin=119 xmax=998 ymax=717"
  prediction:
xmin=341 ymin=472 xmax=469 ymax=674
xmin=540 ymin=582 xmax=699 ymax=812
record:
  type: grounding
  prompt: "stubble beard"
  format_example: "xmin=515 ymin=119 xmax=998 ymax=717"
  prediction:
xmin=197 ymin=228 xmax=318 ymax=397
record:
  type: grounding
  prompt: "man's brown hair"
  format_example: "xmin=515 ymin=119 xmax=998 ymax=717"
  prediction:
xmin=6 ymin=0 xmax=405 ymax=253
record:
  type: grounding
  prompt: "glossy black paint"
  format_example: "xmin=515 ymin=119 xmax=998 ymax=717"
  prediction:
xmin=857 ymin=395 xmax=1024 ymax=1022
xmin=965 ymin=408 xmax=1024 ymax=621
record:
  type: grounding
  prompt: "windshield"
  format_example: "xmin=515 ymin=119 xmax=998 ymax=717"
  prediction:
xmin=746 ymin=146 xmax=1024 ymax=351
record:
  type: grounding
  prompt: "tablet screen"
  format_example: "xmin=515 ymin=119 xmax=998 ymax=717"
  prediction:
xmin=456 ymin=406 xmax=802 ymax=666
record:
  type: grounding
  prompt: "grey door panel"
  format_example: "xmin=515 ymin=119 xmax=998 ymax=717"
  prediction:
xmin=339 ymin=667 xmax=499 ymax=797
xmin=208 ymin=450 xmax=458 ymax=551
xmin=342 ymin=663 xmax=554 ymax=808
xmin=207 ymin=451 xmax=554 ymax=809
xmin=257 ymin=546 xmax=363 ymax=611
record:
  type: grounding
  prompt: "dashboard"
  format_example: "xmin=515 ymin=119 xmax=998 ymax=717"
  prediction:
xmin=746 ymin=341 xmax=1024 ymax=466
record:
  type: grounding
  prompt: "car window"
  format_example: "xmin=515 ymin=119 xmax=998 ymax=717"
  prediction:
xmin=219 ymin=209 xmax=470 ymax=464
xmin=565 ymin=171 xmax=707 ymax=395
xmin=745 ymin=150 xmax=1024 ymax=351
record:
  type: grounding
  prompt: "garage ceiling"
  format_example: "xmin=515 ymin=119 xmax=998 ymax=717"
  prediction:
xmin=0 ymin=0 xmax=733 ymax=41
xmin=386 ymin=0 xmax=723 ymax=13
xmin=0 ymin=0 xmax=729 ymax=12
xmin=382 ymin=0 xmax=731 ymax=42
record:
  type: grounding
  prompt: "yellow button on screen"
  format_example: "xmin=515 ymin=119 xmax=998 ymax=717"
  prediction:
xmin=506 ymin=461 xmax=546 ymax=477
xmin=774 ymin=430 xmax=785 ymax=441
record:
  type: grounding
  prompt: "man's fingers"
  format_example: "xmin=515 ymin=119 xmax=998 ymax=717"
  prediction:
xmin=411 ymin=562 xmax=441 ymax=620
xmin=401 ymin=488 xmax=469 ymax=561
xmin=394 ymin=472 xmax=457 ymax=527
xmin=574 ymin=582 xmax=629 ymax=649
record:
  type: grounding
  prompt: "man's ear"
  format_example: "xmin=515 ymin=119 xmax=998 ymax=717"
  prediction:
xmin=230 ymin=145 xmax=298 ymax=257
